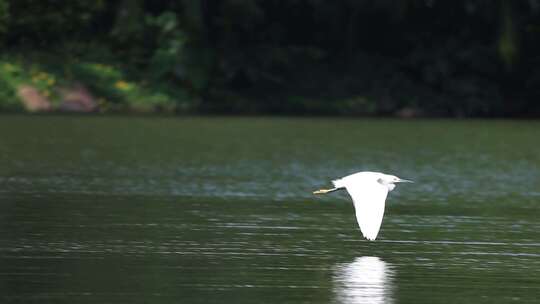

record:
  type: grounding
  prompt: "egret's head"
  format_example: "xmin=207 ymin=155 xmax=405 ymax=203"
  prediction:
xmin=389 ymin=175 xmax=413 ymax=184
xmin=378 ymin=175 xmax=414 ymax=186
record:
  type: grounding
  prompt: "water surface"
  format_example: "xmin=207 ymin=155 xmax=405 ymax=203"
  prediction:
xmin=1 ymin=116 xmax=539 ymax=303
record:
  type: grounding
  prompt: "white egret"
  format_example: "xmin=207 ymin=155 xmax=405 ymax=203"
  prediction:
xmin=314 ymin=171 xmax=412 ymax=240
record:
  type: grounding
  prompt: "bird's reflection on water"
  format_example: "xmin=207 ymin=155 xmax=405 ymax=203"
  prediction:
xmin=333 ymin=256 xmax=395 ymax=304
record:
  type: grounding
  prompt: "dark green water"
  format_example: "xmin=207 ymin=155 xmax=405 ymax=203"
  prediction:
xmin=1 ymin=116 xmax=539 ymax=303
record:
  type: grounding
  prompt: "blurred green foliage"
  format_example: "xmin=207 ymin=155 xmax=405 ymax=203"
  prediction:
xmin=0 ymin=58 xmax=59 ymax=110
xmin=0 ymin=62 xmax=19 ymax=109
xmin=71 ymin=62 xmax=181 ymax=112
xmin=0 ymin=0 xmax=8 ymax=36
xmin=0 ymin=0 xmax=540 ymax=116
xmin=5 ymin=1 xmax=107 ymax=45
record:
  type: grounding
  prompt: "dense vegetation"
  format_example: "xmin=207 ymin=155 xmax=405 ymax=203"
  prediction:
xmin=1 ymin=0 xmax=539 ymax=116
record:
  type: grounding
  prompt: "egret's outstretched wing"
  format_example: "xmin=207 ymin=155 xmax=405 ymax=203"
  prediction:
xmin=345 ymin=181 xmax=389 ymax=240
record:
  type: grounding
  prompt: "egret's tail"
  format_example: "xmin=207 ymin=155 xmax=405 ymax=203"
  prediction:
xmin=313 ymin=188 xmax=339 ymax=195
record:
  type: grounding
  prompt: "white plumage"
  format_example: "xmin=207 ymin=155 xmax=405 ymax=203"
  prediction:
xmin=314 ymin=171 xmax=412 ymax=240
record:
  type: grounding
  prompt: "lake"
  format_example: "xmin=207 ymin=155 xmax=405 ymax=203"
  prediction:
xmin=1 ymin=116 xmax=539 ymax=303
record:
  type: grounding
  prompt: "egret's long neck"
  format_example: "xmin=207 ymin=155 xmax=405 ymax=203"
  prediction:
xmin=387 ymin=183 xmax=396 ymax=191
